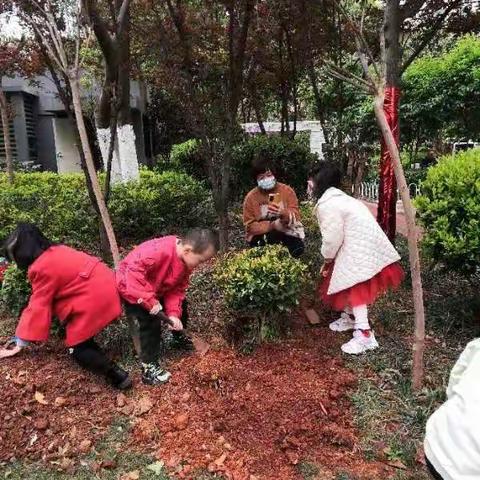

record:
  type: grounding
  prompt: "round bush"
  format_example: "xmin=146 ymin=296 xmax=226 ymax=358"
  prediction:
xmin=0 ymin=265 xmax=31 ymax=318
xmin=415 ymin=148 xmax=480 ymax=273
xmin=168 ymin=139 xmax=208 ymax=180
xmin=215 ymin=245 xmax=307 ymax=315
xmin=231 ymin=134 xmax=319 ymax=199
xmin=109 ymin=169 xmax=215 ymax=240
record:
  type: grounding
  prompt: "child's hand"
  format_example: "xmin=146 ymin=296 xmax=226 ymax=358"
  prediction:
xmin=168 ymin=317 xmax=183 ymax=331
xmin=149 ymin=302 xmax=163 ymax=316
xmin=320 ymin=261 xmax=333 ymax=278
xmin=0 ymin=339 xmax=22 ymax=359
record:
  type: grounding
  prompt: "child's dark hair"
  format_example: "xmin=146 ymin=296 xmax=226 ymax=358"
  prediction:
xmin=251 ymin=156 xmax=276 ymax=180
xmin=182 ymin=229 xmax=220 ymax=254
xmin=312 ymin=161 xmax=342 ymax=199
xmin=3 ymin=223 xmax=53 ymax=270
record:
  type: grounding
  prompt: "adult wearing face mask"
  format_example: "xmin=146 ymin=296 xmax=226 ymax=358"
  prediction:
xmin=243 ymin=157 xmax=305 ymax=258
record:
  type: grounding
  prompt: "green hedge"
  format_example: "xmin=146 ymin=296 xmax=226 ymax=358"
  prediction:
xmin=0 ymin=170 xmax=215 ymax=249
xmin=415 ymin=148 xmax=480 ymax=273
xmin=231 ymin=134 xmax=318 ymax=199
xmin=161 ymin=135 xmax=318 ymax=200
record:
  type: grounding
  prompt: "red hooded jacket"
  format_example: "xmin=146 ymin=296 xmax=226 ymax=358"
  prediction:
xmin=16 ymin=245 xmax=121 ymax=347
xmin=116 ymin=236 xmax=190 ymax=318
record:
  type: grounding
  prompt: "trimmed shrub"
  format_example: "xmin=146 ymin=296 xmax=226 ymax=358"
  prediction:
xmin=0 ymin=170 xmax=215 ymax=249
xmin=215 ymin=245 xmax=307 ymax=345
xmin=0 ymin=265 xmax=31 ymax=318
xmin=415 ymin=148 xmax=480 ymax=274
xmin=0 ymin=172 xmax=97 ymax=249
xmin=168 ymin=139 xmax=208 ymax=180
xmin=109 ymin=169 xmax=215 ymax=240
xmin=164 ymin=135 xmax=319 ymax=201
xmin=231 ymin=134 xmax=319 ymax=199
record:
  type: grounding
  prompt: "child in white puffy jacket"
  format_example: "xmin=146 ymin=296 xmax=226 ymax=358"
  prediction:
xmin=424 ymin=338 xmax=480 ymax=480
xmin=311 ymin=162 xmax=404 ymax=354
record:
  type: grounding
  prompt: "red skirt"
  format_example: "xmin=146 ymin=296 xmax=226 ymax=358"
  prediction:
xmin=320 ymin=262 xmax=405 ymax=311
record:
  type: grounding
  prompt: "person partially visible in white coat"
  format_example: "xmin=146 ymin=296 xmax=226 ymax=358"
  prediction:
xmin=424 ymin=338 xmax=480 ymax=480
xmin=311 ymin=161 xmax=404 ymax=354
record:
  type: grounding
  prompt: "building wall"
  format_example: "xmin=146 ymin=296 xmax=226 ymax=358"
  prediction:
xmin=36 ymin=115 xmax=57 ymax=172
xmin=52 ymin=117 xmax=82 ymax=174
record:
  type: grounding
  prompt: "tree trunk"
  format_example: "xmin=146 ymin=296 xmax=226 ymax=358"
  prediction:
xmin=0 ymin=88 xmax=14 ymax=184
xmin=377 ymin=0 xmax=402 ymax=242
xmin=373 ymin=93 xmax=425 ymax=391
xmin=353 ymin=153 xmax=366 ymax=197
xmin=69 ymin=73 xmax=120 ymax=266
xmin=307 ymin=63 xmax=329 ymax=145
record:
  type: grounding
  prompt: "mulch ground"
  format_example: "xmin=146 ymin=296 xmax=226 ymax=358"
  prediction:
xmin=0 ymin=316 xmax=394 ymax=480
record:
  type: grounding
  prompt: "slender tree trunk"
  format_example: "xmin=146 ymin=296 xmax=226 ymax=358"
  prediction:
xmin=373 ymin=93 xmax=425 ymax=390
xmin=307 ymin=63 xmax=330 ymax=145
xmin=377 ymin=0 xmax=401 ymax=242
xmin=69 ymin=74 xmax=120 ymax=266
xmin=0 ymin=88 xmax=14 ymax=184
xmin=353 ymin=153 xmax=366 ymax=197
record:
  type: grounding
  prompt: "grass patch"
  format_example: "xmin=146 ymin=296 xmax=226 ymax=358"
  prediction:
xmin=345 ymin=237 xmax=479 ymax=478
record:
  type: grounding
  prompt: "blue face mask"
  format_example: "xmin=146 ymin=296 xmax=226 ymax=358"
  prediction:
xmin=257 ymin=176 xmax=276 ymax=191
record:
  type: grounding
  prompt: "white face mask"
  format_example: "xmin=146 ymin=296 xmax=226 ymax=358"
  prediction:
xmin=257 ymin=176 xmax=276 ymax=191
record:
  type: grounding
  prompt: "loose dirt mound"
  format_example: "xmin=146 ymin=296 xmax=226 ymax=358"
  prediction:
xmin=130 ymin=326 xmax=390 ymax=480
xmin=0 ymin=323 xmax=391 ymax=479
xmin=0 ymin=342 xmax=117 ymax=464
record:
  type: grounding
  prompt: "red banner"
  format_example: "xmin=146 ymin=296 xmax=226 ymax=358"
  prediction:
xmin=377 ymin=86 xmax=400 ymax=242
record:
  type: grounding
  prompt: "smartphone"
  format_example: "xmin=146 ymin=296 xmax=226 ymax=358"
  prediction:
xmin=268 ymin=193 xmax=281 ymax=206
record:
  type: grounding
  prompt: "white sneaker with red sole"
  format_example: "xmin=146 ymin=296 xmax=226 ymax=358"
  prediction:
xmin=341 ymin=330 xmax=379 ymax=354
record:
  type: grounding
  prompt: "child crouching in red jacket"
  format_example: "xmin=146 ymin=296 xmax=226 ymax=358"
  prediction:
xmin=117 ymin=229 xmax=219 ymax=386
xmin=0 ymin=223 xmax=131 ymax=390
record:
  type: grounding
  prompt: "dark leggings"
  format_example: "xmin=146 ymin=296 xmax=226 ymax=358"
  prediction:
xmin=426 ymin=456 xmax=444 ymax=480
xmin=249 ymin=231 xmax=305 ymax=258
xmin=124 ymin=300 xmax=189 ymax=364
xmin=69 ymin=338 xmax=114 ymax=375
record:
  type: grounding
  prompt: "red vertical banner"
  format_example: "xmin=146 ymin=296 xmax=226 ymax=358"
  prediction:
xmin=377 ymin=86 xmax=400 ymax=242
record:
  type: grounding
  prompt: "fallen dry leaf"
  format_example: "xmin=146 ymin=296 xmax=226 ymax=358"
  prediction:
xmin=174 ymin=413 xmax=189 ymax=431
xmin=34 ymin=391 xmax=48 ymax=405
xmin=214 ymin=453 xmax=227 ymax=467
xmin=120 ymin=470 xmax=140 ymax=480
xmin=387 ymin=459 xmax=408 ymax=470
xmin=78 ymin=439 xmax=92 ymax=454
xmin=134 ymin=396 xmax=153 ymax=417
xmin=116 ymin=393 xmax=127 ymax=408
xmin=54 ymin=397 xmax=67 ymax=407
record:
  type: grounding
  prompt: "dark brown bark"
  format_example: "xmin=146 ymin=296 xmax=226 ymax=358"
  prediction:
xmin=384 ymin=0 xmax=402 ymax=87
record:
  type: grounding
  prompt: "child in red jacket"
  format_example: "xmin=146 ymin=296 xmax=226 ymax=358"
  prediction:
xmin=117 ymin=229 xmax=219 ymax=385
xmin=0 ymin=223 xmax=131 ymax=390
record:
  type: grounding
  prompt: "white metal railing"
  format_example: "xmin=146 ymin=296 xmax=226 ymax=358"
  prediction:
xmin=358 ymin=181 xmax=421 ymax=202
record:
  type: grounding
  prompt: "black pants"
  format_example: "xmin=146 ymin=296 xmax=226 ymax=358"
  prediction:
xmin=426 ymin=456 xmax=444 ymax=480
xmin=124 ymin=300 xmax=189 ymax=364
xmin=249 ymin=231 xmax=305 ymax=258
xmin=69 ymin=338 xmax=115 ymax=376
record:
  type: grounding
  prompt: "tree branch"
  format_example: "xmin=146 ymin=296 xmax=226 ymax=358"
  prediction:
xmin=117 ymin=0 xmax=130 ymax=34
xmin=400 ymin=0 xmax=462 ymax=73
xmin=82 ymin=0 xmax=116 ymax=60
